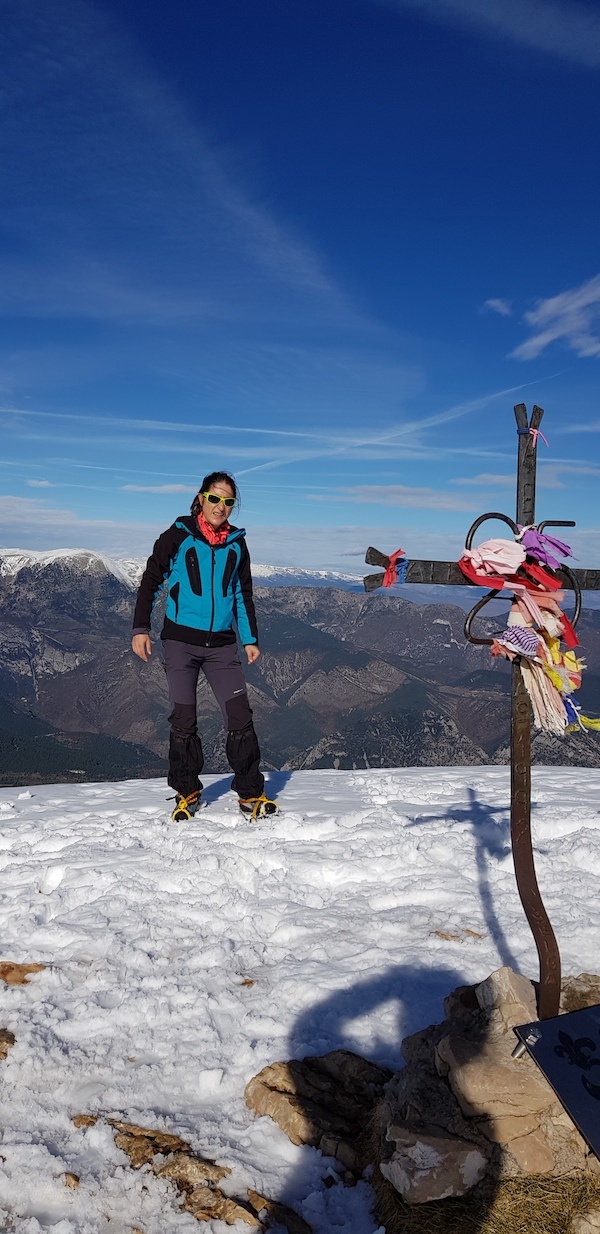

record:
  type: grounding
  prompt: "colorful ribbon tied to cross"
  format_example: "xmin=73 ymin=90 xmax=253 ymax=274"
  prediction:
xmin=383 ymin=549 xmax=407 ymax=587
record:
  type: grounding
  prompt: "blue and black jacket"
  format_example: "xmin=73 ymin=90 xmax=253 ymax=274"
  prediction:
xmin=133 ymin=516 xmax=258 ymax=648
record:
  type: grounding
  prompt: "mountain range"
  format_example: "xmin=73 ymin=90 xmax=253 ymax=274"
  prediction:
xmin=0 ymin=548 xmax=599 ymax=786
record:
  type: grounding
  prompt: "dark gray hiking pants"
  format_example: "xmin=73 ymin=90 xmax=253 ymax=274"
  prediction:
xmin=162 ymin=639 xmax=264 ymax=800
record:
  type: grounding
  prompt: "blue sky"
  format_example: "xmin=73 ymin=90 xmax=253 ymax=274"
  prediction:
xmin=2 ymin=0 xmax=600 ymax=570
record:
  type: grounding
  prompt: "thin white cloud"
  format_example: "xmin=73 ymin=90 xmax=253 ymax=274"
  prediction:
xmin=452 ymin=469 xmax=570 ymax=491
xmin=378 ymin=0 xmax=600 ymax=67
xmin=483 ymin=299 xmax=512 ymax=317
xmin=27 ymin=478 xmax=54 ymax=488
xmin=308 ymin=485 xmax=477 ymax=512
xmin=0 ymin=377 xmax=544 ymax=480
xmin=452 ymin=473 xmax=516 ymax=486
xmin=122 ymin=484 xmax=195 ymax=494
xmin=0 ymin=405 xmax=359 ymax=445
xmin=537 ymin=463 xmax=600 ymax=493
xmin=237 ymin=379 xmax=550 ymax=476
xmin=563 ymin=421 xmax=600 ymax=432
xmin=512 ymin=274 xmax=600 ymax=360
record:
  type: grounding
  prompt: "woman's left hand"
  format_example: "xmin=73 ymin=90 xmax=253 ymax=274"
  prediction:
xmin=245 ymin=644 xmax=261 ymax=664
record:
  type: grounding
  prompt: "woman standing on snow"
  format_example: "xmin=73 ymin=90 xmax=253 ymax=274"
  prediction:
xmin=131 ymin=471 xmax=277 ymax=822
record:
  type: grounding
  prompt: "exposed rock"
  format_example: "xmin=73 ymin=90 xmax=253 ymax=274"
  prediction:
xmin=245 ymin=1049 xmax=392 ymax=1174
xmin=572 ymin=1212 xmax=600 ymax=1234
xmin=82 ymin=1115 xmax=311 ymax=1231
xmin=182 ymin=1185 xmax=262 ymax=1227
xmin=386 ymin=1024 xmax=491 ymax=1153
xmin=435 ymin=1032 xmax=552 ymax=1125
xmin=108 ymin=1119 xmax=230 ymax=1186
xmin=153 ymin=1150 xmax=229 ymax=1188
xmin=113 ymin=1131 xmax=157 ymax=1170
xmin=0 ymin=1029 xmax=15 ymax=1059
xmin=108 ymin=1119 xmax=190 ymax=1155
xmin=474 ymin=965 xmax=538 ymax=1030
xmin=379 ymin=1126 xmax=487 ymax=1203
xmin=64 ymin=1173 xmax=79 ymax=1188
xmin=0 ymin=961 xmax=45 ymax=985
xmin=247 ymin=1190 xmax=312 ymax=1234
xmin=505 ymin=1126 xmax=555 ymax=1174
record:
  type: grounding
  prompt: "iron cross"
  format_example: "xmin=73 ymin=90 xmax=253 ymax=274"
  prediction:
xmin=364 ymin=404 xmax=600 ymax=1021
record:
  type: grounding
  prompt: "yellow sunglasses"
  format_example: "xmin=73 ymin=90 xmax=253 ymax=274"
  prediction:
xmin=202 ymin=491 xmax=236 ymax=508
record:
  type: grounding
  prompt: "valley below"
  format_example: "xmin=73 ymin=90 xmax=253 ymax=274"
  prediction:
xmin=1 ymin=551 xmax=599 ymax=785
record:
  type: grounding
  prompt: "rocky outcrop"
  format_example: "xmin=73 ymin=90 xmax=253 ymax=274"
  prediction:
xmin=244 ymin=971 xmax=600 ymax=1212
xmin=245 ymin=1049 xmax=393 ymax=1175
xmin=373 ymin=967 xmax=600 ymax=1205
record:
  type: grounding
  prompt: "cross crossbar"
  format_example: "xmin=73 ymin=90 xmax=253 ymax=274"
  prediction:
xmin=364 ymin=553 xmax=600 ymax=593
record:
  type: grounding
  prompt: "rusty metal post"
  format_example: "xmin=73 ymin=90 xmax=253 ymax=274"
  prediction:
xmin=512 ymin=403 xmax=561 ymax=1019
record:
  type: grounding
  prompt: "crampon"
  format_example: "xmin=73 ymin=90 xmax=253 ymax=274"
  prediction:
xmin=170 ymin=791 xmax=201 ymax=821
xmin=238 ymin=794 xmax=279 ymax=820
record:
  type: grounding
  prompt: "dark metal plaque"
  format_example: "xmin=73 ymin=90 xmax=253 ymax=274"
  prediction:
xmin=514 ymin=1004 xmax=600 ymax=1158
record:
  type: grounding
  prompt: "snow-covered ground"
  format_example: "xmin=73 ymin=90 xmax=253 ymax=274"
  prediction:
xmin=1 ymin=767 xmax=600 ymax=1232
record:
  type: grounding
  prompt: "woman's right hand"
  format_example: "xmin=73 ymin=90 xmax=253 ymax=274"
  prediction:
xmin=132 ymin=633 xmax=152 ymax=661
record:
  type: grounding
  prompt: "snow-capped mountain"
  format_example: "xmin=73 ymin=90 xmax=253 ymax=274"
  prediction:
xmin=0 ymin=547 xmax=137 ymax=589
xmin=0 ymin=548 xmax=365 ymax=592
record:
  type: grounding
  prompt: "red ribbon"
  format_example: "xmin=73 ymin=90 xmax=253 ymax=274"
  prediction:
xmin=522 ymin=561 xmax=563 ymax=591
xmin=559 ymin=613 xmax=580 ymax=649
xmin=458 ymin=555 xmax=564 ymax=596
xmin=383 ymin=549 xmax=405 ymax=587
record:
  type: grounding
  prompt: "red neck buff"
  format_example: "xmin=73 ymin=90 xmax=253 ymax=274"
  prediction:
xmin=197 ymin=510 xmax=231 ymax=546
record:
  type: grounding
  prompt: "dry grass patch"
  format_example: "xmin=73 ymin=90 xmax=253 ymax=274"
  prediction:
xmin=372 ymin=1168 xmax=600 ymax=1234
xmin=431 ymin=929 xmax=485 ymax=943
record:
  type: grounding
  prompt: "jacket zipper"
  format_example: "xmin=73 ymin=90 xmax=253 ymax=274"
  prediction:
xmin=207 ymin=547 xmax=216 ymax=646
